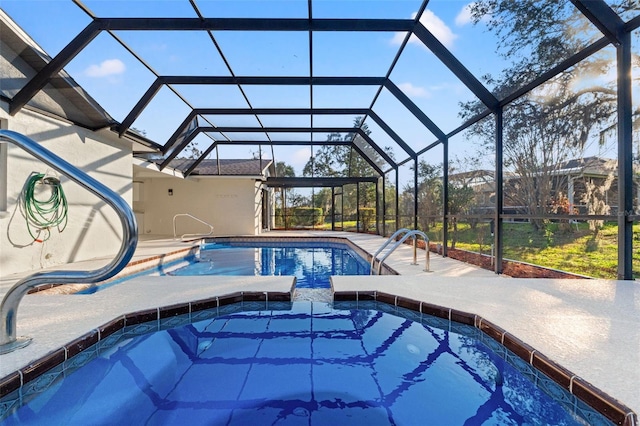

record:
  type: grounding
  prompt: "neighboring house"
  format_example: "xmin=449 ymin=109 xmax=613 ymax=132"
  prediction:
xmin=0 ymin=11 xmax=272 ymax=275
xmin=454 ymin=157 xmax=635 ymax=218
xmin=556 ymin=157 xmax=619 ymax=215
xmin=448 ymin=169 xmax=499 ymax=211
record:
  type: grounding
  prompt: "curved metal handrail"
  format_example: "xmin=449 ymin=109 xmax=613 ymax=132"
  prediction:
xmin=373 ymin=229 xmax=430 ymax=275
xmin=0 ymin=130 xmax=138 ymax=353
xmin=370 ymin=228 xmax=411 ymax=272
xmin=173 ymin=213 xmax=214 ymax=241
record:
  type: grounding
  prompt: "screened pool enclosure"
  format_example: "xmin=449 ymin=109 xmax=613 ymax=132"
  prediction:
xmin=3 ymin=0 xmax=640 ymax=279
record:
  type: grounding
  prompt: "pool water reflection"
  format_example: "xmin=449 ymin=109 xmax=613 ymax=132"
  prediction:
xmin=169 ymin=242 xmax=371 ymax=288
xmin=0 ymin=301 xmax=609 ymax=425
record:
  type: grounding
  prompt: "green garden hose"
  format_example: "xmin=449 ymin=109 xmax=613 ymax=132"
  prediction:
xmin=23 ymin=173 xmax=68 ymax=242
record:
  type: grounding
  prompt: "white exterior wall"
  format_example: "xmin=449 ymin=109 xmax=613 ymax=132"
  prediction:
xmin=0 ymin=104 xmax=133 ymax=275
xmin=134 ymin=174 xmax=264 ymax=237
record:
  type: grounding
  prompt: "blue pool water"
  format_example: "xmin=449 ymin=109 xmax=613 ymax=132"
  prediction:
xmin=0 ymin=301 xmax=608 ymax=425
xmin=168 ymin=242 xmax=371 ymax=288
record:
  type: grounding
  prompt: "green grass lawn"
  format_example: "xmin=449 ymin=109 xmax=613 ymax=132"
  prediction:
xmin=451 ymin=221 xmax=638 ymax=279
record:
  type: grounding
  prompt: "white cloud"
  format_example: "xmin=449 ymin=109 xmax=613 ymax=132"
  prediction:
xmin=421 ymin=10 xmax=458 ymax=48
xmin=391 ymin=10 xmax=458 ymax=49
xmin=455 ymin=3 xmax=474 ymax=27
xmin=84 ymin=59 xmax=125 ymax=78
xmin=290 ymin=146 xmax=312 ymax=172
xmin=398 ymin=82 xmax=431 ymax=98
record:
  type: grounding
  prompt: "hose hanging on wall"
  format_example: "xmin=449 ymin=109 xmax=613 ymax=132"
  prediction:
xmin=23 ymin=173 xmax=68 ymax=242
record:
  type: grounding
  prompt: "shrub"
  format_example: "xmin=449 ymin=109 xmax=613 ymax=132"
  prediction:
xmin=291 ymin=207 xmax=324 ymax=226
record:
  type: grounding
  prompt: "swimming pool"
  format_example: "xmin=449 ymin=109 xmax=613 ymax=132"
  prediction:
xmin=0 ymin=301 xmax=611 ymax=425
xmin=168 ymin=241 xmax=371 ymax=289
xmin=75 ymin=239 xmax=371 ymax=295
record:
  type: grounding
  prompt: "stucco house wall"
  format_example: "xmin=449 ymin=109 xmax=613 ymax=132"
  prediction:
xmin=0 ymin=105 xmax=133 ymax=276
xmin=133 ymin=174 xmax=265 ymax=237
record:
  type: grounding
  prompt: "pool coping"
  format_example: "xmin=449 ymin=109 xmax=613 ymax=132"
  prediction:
xmin=332 ymin=290 xmax=637 ymax=426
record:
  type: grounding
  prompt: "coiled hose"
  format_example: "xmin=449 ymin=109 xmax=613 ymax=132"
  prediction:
xmin=23 ymin=173 xmax=68 ymax=242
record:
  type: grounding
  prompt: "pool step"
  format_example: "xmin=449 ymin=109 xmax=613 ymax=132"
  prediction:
xmin=293 ymin=288 xmax=332 ymax=302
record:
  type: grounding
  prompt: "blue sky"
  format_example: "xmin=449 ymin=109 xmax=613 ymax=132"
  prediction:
xmin=1 ymin=0 xmax=625 ymax=178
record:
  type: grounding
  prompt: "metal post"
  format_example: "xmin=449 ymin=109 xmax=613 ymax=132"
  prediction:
xmin=617 ymin=31 xmax=633 ymax=280
xmin=412 ymin=236 xmax=417 ymax=265
xmin=395 ymin=167 xmax=400 ymax=232
xmin=356 ymin=182 xmax=360 ymax=232
xmin=283 ymin=187 xmax=287 ymax=230
xmin=382 ymin=174 xmax=386 ymax=236
xmin=425 ymin=246 xmax=430 ymax=272
xmin=341 ymin=185 xmax=344 ymax=230
xmin=494 ymin=107 xmax=504 ymax=274
xmin=375 ymin=179 xmax=380 ymax=235
xmin=414 ymin=157 xmax=419 ymax=230
xmin=331 ymin=186 xmax=336 ymax=231
xmin=442 ymin=138 xmax=449 ymax=257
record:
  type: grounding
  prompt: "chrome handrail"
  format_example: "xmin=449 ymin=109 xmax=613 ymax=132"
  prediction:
xmin=0 ymin=130 xmax=138 ymax=353
xmin=370 ymin=228 xmax=411 ymax=272
xmin=173 ymin=213 xmax=214 ymax=241
xmin=372 ymin=229 xmax=430 ymax=275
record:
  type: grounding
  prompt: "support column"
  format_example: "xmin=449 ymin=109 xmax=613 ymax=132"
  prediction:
xmin=414 ymin=157 xmax=419 ymax=230
xmin=395 ymin=167 xmax=400 ymax=232
xmin=494 ymin=107 xmax=504 ymax=274
xmin=283 ymin=188 xmax=288 ymax=230
xmin=356 ymin=183 xmax=361 ymax=233
xmin=443 ymin=138 xmax=449 ymax=257
xmin=382 ymin=174 xmax=386 ymax=236
xmin=617 ymin=31 xmax=633 ymax=280
xmin=375 ymin=179 xmax=380 ymax=235
xmin=331 ymin=186 xmax=335 ymax=231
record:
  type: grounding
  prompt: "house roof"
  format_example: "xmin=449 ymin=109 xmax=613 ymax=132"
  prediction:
xmin=558 ymin=156 xmax=617 ymax=176
xmin=164 ymin=158 xmax=273 ymax=177
xmin=0 ymin=10 xmax=114 ymax=130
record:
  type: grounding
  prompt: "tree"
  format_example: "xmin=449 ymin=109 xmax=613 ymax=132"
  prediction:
xmin=416 ymin=160 xmax=442 ymax=232
xmin=183 ymin=145 xmax=203 ymax=160
xmin=461 ymin=0 xmax=630 ymax=231
xmin=303 ymin=117 xmax=381 ymax=179
xmin=275 ymin=161 xmax=295 ymax=178
xmin=444 ymin=183 xmax=475 ymax=249
xmin=303 ymin=116 xmax=389 ymax=226
xmin=130 ymin=127 xmax=147 ymax=137
xmin=271 ymin=161 xmax=300 ymax=228
xmin=303 ymin=133 xmax=348 ymax=178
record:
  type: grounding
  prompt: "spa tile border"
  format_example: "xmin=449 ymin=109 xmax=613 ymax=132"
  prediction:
xmin=333 ymin=290 xmax=637 ymax=426
xmin=0 ymin=290 xmax=292 ymax=402
xmin=207 ymin=235 xmax=398 ymax=275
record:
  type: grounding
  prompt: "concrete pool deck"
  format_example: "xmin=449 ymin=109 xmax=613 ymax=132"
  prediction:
xmin=0 ymin=231 xmax=638 ymax=420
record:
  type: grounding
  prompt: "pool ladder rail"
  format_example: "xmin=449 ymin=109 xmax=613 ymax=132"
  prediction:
xmin=370 ymin=229 xmax=431 ymax=275
xmin=0 ymin=130 xmax=138 ymax=354
xmin=173 ymin=213 xmax=214 ymax=241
